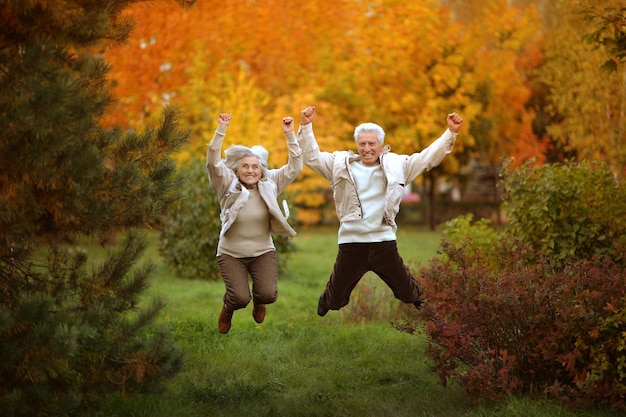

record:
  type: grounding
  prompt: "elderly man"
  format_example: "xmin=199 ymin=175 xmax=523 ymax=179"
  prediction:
xmin=297 ymin=106 xmax=463 ymax=316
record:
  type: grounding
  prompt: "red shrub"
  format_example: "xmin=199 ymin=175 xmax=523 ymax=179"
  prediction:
xmin=417 ymin=240 xmax=626 ymax=409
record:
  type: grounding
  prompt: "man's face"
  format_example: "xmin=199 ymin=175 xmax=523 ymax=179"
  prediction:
xmin=356 ymin=130 xmax=383 ymax=166
xmin=236 ymin=156 xmax=262 ymax=187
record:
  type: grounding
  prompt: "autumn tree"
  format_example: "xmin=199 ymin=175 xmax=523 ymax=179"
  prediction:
xmin=319 ymin=0 xmax=544 ymax=226
xmin=103 ymin=0 xmax=553 ymax=226
xmin=535 ymin=0 xmax=625 ymax=174
xmin=0 ymin=1 xmax=192 ymax=415
xmin=102 ymin=0 xmax=360 ymax=129
xmin=580 ymin=1 xmax=626 ymax=73
xmin=104 ymin=0 xmax=361 ymax=225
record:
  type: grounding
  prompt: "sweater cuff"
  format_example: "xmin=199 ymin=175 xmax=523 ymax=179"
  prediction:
xmin=285 ymin=131 xmax=298 ymax=143
xmin=216 ymin=124 xmax=228 ymax=135
xmin=298 ymin=123 xmax=313 ymax=134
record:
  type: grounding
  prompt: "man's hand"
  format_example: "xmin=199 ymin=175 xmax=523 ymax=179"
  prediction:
xmin=447 ymin=112 xmax=463 ymax=133
xmin=217 ymin=113 xmax=232 ymax=126
xmin=301 ymin=106 xmax=315 ymax=125
xmin=282 ymin=116 xmax=295 ymax=133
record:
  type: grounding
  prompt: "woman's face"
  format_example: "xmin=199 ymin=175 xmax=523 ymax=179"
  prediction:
xmin=236 ymin=156 xmax=262 ymax=187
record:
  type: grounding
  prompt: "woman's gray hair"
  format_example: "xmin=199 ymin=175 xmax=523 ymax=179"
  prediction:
xmin=223 ymin=144 xmax=270 ymax=179
xmin=354 ymin=122 xmax=385 ymax=145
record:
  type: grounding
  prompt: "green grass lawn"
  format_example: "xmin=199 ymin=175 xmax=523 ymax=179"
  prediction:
xmin=93 ymin=227 xmax=620 ymax=417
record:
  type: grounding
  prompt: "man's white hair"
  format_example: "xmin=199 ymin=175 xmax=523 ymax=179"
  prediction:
xmin=354 ymin=122 xmax=385 ymax=145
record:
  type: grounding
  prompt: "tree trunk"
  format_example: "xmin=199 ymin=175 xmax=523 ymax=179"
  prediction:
xmin=428 ymin=171 xmax=437 ymax=231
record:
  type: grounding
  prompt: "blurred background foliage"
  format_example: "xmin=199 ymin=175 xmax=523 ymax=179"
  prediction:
xmin=102 ymin=0 xmax=625 ymax=227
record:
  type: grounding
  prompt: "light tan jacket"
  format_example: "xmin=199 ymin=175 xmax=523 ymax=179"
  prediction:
xmin=297 ymin=123 xmax=456 ymax=231
xmin=206 ymin=127 xmax=302 ymax=240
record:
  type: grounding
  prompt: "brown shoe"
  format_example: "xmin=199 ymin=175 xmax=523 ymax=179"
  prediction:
xmin=252 ymin=302 xmax=266 ymax=324
xmin=218 ymin=305 xmax=233 ymax=334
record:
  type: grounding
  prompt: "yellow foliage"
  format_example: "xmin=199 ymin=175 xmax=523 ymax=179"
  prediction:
xmin=102 ymin=0 xmax=590 ymax=223
xmin=537 ymin=0 xmax=625 ymax=170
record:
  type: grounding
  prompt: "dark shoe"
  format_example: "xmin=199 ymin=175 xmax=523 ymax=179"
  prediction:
xmin=413 ymin=281 xmax=424 ymax=310
xmin=317 ymin=294 xmax=329 ymax=317
xmin=253 ymin=302 xmax=266 ymax=323
xmin=218 ymin=305 xmax=233 ymax=334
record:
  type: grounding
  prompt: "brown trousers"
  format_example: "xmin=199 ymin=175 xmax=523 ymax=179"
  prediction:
xmin=217 ymin=250 xmax=278 ymax=311
xmin=321 ymin=240 xmax=422 ymax=310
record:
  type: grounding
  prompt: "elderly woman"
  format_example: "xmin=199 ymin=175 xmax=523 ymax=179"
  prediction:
xmin=206 ymin=113 xmax=302 ymax=334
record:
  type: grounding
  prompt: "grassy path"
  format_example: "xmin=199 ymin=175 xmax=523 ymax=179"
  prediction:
xmin=93 ymin=227 xmax=618 ymax=417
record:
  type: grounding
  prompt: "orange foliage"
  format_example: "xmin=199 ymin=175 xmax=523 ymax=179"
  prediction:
xmin=102 ymin=1 xmax=205 ymax=127
xmin=103 ymin=0 xmax=359 ymax=128
xmin=102 ymin=0 xmax=547 ymax=224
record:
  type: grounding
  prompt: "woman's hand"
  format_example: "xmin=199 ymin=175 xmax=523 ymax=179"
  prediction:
xmin=217 ymin=113 xmax=232 ymax=126
xmin=282 ymin=116 xmax=294 ymax=133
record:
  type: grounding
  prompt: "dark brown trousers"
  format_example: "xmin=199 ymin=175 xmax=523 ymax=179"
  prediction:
xmin=321 ymin=241 xmax=422 ymax=310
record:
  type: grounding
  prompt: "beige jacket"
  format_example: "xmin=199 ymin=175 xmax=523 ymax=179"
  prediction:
xmin=206 ymin=126 xmax=302 ymax=240
xmin=297 ymin=123 xmax=456 ymax=231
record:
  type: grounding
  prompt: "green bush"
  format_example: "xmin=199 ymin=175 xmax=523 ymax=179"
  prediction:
xmin=501 ymin=160 xmax=626 ymax=268
xmin=442 ymin=214 xmax=499 ymax=263
xmin=159 ymin=161 xmax=296 ymax=281
xmin=414 ymin=160 xmax=626 ymax=409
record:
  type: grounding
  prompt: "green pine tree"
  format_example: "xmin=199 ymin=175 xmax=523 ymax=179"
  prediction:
xmin=0 ymin=1 xmax=194 ymax=416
